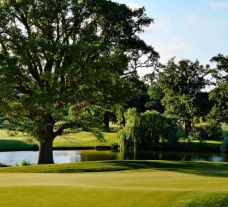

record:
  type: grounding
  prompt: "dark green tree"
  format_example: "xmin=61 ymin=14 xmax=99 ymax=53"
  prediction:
xmin=209 ymin=54 xmax=228 ymax=124
xmin=211 ymin=54 xmax=228 ymax=82
xmin=156 ymin=59 xmax=211 ymax=137
xmin=0 ymin=0 xmax=158 ymax=164
xmin=103 ymin=73 xmax=151 ymax=131
xmin=143 ymin=72 xmax=163 ymax=113
xmin=194 ymin=92 xmax=214 ymax=120
xmin=113 ymin=74 xmax=152 ymax=128
xmin=145 ymin=84 xmax=164 ymax=113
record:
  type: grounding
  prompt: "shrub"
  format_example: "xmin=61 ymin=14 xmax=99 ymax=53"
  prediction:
xmin=17 ymin=160 xmax=31 ymax=166
xmin=190 ymin=124 xmax=223 ymax=141
xmin=0 ymin=163 xmax=8 ymax=167
xmin=110 ymin=143 xmax=119 ymax=151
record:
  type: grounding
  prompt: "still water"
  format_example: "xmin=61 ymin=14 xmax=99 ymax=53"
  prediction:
xmin=0 ymin=150 xmax=228 ymax=166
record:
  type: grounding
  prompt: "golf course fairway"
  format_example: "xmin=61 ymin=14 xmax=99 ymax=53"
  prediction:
xmin=0 ymin=161 xmax=228 ymax=207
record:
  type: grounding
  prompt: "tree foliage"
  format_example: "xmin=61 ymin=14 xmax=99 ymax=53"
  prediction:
xmin=209 ymin=54 xmax=228 ymax=124
xmin=119 ymin=108 xmax=178 ymax=152
xmin=154 ymin=59 xmax=211 ymax=136
xmin=211 ymin=54 xmax=228 ymax=83
xmin=0 ymin=0 xmax=158 ymax=163
xmin=157 ymin=59 xmax=210 ymax=95
xmin=189 ymin=123 xmax=222 ymax=142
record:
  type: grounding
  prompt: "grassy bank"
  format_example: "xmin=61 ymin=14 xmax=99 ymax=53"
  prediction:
xmin=1 ymin=160 xmax=228 ymax=174
xmin=0 ymin=161 xmax=228 ymax=206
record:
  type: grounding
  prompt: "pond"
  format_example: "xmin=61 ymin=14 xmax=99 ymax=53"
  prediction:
xmin=0 ymin=150 xmax=228 ymax=166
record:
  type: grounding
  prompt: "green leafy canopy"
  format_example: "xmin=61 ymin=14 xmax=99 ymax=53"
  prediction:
xmin=0 ymin=0 xmax=159 ymax=139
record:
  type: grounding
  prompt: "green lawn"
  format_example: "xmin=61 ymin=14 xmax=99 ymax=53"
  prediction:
xmin=54 ymin=131 xmax=118 ymax=148
xmin=0 ymin=160 xmax=228 ymax=207
xmin=0 ymin=130 xmax=118 ymax=151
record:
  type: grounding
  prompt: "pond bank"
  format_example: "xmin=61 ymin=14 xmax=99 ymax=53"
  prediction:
xmin=1 ymin=160 xmax=228 ymax=174
xmin=1 ymin=149 xmax=228 ymax=166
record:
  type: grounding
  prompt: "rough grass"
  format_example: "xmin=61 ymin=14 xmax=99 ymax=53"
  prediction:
xmin=0 ymin=161 xmax=228 ymax=206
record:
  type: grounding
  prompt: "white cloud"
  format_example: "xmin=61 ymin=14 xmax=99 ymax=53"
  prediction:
xmin=209 ymin=1 xmax=228 ymax=10
xmin=185 ymin=13 xmax=202 ymax=24
xmin=137 ymin=42 xmax=190 ymax=77
xmin=148 ymin=17 xmax=172 ymax=31
xmin=156 ymin=17 xmax=172 ymax=28
xmin=155 ymin=42 xmax=189 ymax=63
xmin=127 ymin=2 xmax=143 ymax=10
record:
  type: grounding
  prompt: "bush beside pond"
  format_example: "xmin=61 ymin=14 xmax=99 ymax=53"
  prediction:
xmin=190 ymin=123 xmax=223 ymax=141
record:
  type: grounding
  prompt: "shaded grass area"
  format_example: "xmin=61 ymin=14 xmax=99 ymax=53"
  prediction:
xmin=1 ymin=160 xmax=228 ymax=177
xmin=186 ymin=194 xmax=228 ymax=207
xmin=174 ymin=139 xmax=222 ymax=152
xmin=0 ymin=139 xmax=38 ymax=151
xmin=0 ymin=160 xmax=128 ymax=173
xmin=0 ymin=130 xmax=36 ymax=151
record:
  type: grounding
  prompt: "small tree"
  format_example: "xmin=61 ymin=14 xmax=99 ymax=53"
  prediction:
xmin=0 ymin=0 xmax=158 ymax=164
xmin=119 ymin=109 xmax=178 ymax=152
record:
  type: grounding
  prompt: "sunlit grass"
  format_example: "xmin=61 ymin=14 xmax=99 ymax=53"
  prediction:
xmin=0 ymin=129 xmax=118 ymax=151
xmin=0 ymin=160 xmax=228 ymax=206
xmin=54 ymin=131 xmax=118 ymax=148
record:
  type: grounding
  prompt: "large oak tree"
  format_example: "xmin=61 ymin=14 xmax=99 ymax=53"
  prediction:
xmin=0 ymin=0 xmax=158 ymax=164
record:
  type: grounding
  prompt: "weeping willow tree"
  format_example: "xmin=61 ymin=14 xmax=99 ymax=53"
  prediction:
xmin=119 ymin=109 xmax=178 ymax=153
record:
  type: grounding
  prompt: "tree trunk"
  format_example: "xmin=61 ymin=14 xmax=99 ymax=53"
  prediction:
xmin=103 ymin=112 xmax=110 ymax=132
xmin=38 ymin=138 xmax=54 ymax=164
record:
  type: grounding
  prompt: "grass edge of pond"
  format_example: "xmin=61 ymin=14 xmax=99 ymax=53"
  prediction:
xmin=1 ymin=160 xmax=228 ymax=175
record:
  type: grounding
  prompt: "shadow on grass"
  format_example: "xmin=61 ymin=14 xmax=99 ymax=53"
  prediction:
xmin=0 ymin=139 xmax=38 ymax=151
xmin=106 ymin=160 xmax=228 ymax=177
xmin=185 ymin=193 xmax=228 ymax=207
xmin=1 ymin=159 xmax=228 ymax=176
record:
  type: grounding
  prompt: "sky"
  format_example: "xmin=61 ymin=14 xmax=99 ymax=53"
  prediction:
xmin=112 ymin=0 xmax=228 ymax=75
